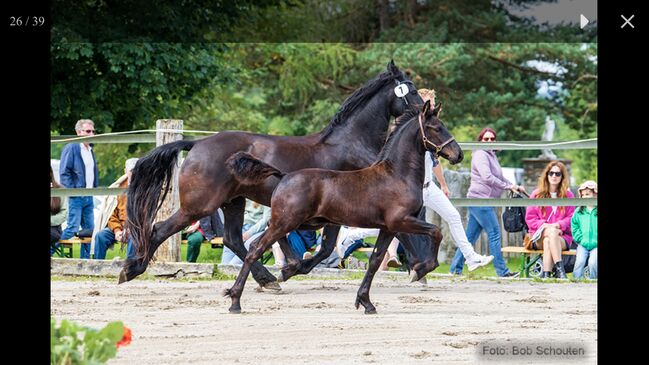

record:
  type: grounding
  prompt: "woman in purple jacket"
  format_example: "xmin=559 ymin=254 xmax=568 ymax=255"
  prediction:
xmin=525 ymin=161 xmax=575 ymax=279
xmin=449 ymin=127 xmax=525 ymax=277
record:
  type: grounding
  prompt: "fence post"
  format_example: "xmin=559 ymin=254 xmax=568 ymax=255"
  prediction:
xmin=152 ymin=119 xmax=183 ymax=262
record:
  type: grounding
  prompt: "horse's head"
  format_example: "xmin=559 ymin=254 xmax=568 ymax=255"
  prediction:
xmin=386 ymin=60 xmax=424 ymax=118
xmin=419 ymin=100 xmax=464 ymax=164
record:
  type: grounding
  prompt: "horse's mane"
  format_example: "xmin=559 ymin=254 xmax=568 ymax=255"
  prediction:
xmin=375 ymin=105 xmax=421 ymax=162
xmin=320 ymin=70 xmax=398 ymax=141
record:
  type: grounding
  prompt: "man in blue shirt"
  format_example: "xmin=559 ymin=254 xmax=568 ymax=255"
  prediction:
xmin=59 ymin=119 xmax=99 ymax=259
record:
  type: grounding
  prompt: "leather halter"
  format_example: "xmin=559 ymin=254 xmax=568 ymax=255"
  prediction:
xmin=418 ymin=112 xmax=455 ymax=155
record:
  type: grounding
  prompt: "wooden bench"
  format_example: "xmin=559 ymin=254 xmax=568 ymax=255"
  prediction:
xmin=501 ymin=246 xmax=576 ymax=278
xmin=55 ymin=237 xmax=92 ymax=258
xmin=180 ymin=237 xmax=224 ymax=248
xmin=180 ymin=237 xmax=274 ymax=264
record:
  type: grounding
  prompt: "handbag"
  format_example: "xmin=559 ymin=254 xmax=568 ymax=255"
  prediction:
xmin=502 ymin=191 xmax=529 ymax=233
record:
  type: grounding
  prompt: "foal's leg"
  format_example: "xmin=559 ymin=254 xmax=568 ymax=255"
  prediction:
xmin=120 ymin=209 xmax=195 ymax=283
xmin=279 ymin=224 xmax=342 ymax=281
xmin=224 ymin=228 xmax=288 ymax=313
xmin=355 ymin=230 xmax=395 ymax=314
xmin=388 ymin=215 xmax=443 ymax=282
xmin=222 ymin=197 xmax=280 ymax=290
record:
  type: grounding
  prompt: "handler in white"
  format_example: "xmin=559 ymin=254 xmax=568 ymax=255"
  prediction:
xmin=418 ymin=88 xmax=493 ymax=271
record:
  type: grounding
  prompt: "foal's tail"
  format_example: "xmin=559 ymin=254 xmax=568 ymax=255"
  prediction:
xmin=226 ymin=151 xmax=285 ymax=185
xmin=126 ymin=140 xmax=195 ymax=261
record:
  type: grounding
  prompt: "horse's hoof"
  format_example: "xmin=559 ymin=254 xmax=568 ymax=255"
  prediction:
xmin=364 ymin=307 xmax=377 ymax=315
xmin=229 ymin=306 xmax=242 ymax=314
xmin=263 ymin=281 xmax=282 ymax=291
xmin=409 ymin=270 xmax=420 ymax=283
xmin=118 ymin=270 xmax=128 ymax=284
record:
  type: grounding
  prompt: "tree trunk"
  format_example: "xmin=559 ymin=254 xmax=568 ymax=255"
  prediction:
xmin=153 ymin=119 xmax=183 ymax=262
xmin=405 ymin=0 xmax=417 ymax=27
xmin=377 ymin=0 xmax=390 ymax=32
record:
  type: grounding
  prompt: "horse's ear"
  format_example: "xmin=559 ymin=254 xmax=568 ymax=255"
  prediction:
xmin=432 ymin=102 xmax=443 ymax=117
xmin=422 ymin=99 xmax=431 ymax=115
xmin=387 ymin=59 xmax=399 ymax=75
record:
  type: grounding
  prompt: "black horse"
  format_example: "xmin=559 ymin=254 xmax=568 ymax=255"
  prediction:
xmin=122 ymin=61 xmax=436 ymax=286
xmin=224 ymin=100 xmax=463 ymax=313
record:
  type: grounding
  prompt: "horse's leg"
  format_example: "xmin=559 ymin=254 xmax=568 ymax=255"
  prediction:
xmin=355 ymin=230 xmax=395 ymax=314
xmin=119 ymin=209 xmax=194 ymax=283
xmin=279 ymin=224 xmax=341 ymax=281
xmin=222 ymin=197 xmax=280 ymax=290
xmin=388 ymin=215 xmax=442 ymax=239
xmin=223 ymin=228 xmax=288 ymax=313
xmin=388 ymin=216 xmax=443 ymax=282
xmin=396 ymin=232 xmax=441 ymax=282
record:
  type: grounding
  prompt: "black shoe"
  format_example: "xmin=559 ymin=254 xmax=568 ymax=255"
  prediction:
xmin=503 ymin=271 xmax=519 ymax=278
xmin=554 ymin=261 xmax=567 ymax=279
xmin=539 ymin=271 xmax=552 ymax=279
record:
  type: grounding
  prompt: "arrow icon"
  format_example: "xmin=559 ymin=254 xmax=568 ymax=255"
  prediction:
xmin=580 ymin=14 xmax=589 ymax=29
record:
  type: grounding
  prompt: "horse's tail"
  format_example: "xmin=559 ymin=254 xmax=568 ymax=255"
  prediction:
xmin=226 ymin=151 xmax=285 ymax=185
xmin=126 ymin=140 xmax=195 ymax=260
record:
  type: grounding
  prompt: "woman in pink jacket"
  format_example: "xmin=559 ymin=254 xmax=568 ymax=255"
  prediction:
xmin=525 ymin=161 xmax=575 ymax=279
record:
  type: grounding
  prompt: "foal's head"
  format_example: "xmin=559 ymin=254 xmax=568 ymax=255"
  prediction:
xmin=418 ymin=100 xmax=464 ymax=164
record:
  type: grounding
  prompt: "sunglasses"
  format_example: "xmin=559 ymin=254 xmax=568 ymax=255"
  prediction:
xmin=547 ymin=171 xmax=562 ymax=177
xmin=80 ymin=129 xmax=95 ymax=134
xmin=481 ymin=137 xmax=496 ymax=141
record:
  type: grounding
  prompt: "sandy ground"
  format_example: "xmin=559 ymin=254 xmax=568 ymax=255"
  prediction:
xmin=51 ymin=275 xmax=597 ymax=364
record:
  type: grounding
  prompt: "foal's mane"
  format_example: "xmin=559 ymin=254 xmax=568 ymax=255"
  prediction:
xmin=320 ymin=70 xmax=400 ymax=141
xmin=375 ymin=106 xmax=422 ymax=162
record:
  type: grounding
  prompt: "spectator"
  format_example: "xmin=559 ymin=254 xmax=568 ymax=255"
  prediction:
xmin=92 ymin=158 xmax=138 ymax=260
xmin=379 ymin=238 xmax=404 ymax=270
xmin=525 ymin=161 xmax=576 ymax=279
xmin=449 ymin=127 xmax=524 ymax=277
xmin=287 ymin=230 xmax=318 ymax=260
xmin=185 ymin=209 xmax=225 ymax=262
xmin=221 ymin=200 xmax=271 ymax=265
xmin=571 ymin=180 xmax=597 ymax=279
xmin=59 ymin=119 xmax=99 ymax=259
xmin=417 ymin=89 xmax=494 ymax=273
xmin=51 ymin=167 xmax=68 ymax=255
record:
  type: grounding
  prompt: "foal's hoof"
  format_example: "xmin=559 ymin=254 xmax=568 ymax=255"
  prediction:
xmin=262 ymin=281 xmax=282 ymax=291
xmin=229 ymin=306 xmax=242 ymax=314
xmin=355 ymin=296 xmax=376 ymax=314
xmin=117 ymin=270 xmax=128 ymax=284
xmin=409 ymin=270 xmax=420 ymax=283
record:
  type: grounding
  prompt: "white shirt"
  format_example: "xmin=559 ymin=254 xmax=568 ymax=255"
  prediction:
xmin=79 ymin=143 xmax=95 ymax=188
xmin=424 ymin=151 xmax=435 ymax=185
xmin=550 ymin=191 xmax=558 ymax=215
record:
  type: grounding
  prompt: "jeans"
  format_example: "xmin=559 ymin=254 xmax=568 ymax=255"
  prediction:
xmin=61 ymin=196 xmax=94 ymax=259
xmin=573 ymin=245 xmax=597 ymax=279
xmin=93 ymin=227 xmax=136 ymax=260
xmin=221 ymin=223 xmax=253 ymax=265
xmin=222 ymin=230 xmax=263 ymax=265
xmin=50 ymin=226 xmax=62 ymax=256
xmin=450 ymin=206 xmax=511 ymax=276
xmin=286 ymin=230 xmax=317 ymax=258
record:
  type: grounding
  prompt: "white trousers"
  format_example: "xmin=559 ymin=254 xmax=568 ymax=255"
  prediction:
xmin=422 ymin=182 xmax=479 ymax=261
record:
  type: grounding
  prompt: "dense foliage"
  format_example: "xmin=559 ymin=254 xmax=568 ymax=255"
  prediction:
xmin=51 ymin=0 xmax=596 ymax=184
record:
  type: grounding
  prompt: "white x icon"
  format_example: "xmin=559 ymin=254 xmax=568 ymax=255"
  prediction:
xmin=621 ymin=14 xmax=635 ymax=29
